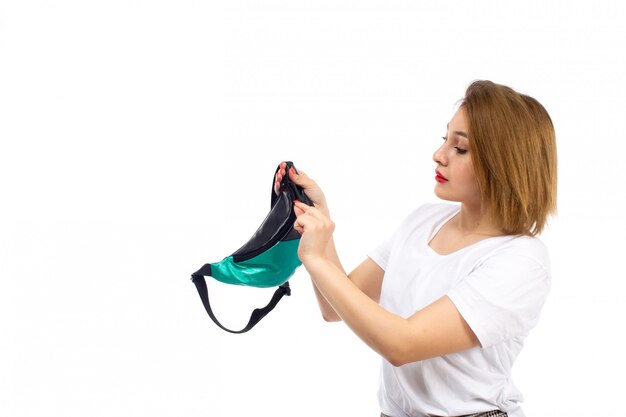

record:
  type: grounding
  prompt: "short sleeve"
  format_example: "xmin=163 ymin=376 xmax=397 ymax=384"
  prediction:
xmin=367 ymin=203 xmax=458 ymax=271
xmin=368 ymin=235 xmax=393 ymax=271
xmin=447 ymin=243 xmax=551 ymax=348
xmin=366 ymin=205 xmax=428 ymax=271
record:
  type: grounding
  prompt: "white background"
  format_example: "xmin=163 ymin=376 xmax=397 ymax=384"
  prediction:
xmin=1 ymin=1 xmax=625 ymax=416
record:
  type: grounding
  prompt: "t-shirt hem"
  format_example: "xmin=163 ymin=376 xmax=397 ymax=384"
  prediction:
xmin=367 ymin=253 xmax=387 ymax=271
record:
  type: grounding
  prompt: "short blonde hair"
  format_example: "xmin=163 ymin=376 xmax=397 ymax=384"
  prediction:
xmin=462 ymin=80 xmax=557 ymax=236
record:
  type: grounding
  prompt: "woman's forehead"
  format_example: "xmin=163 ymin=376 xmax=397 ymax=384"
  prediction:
xmin=447 ymin=108 xmax=468 ymax=138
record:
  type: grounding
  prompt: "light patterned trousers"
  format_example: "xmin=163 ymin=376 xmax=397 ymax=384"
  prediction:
xmin=381 ymin=411 xmax=507 ymax=417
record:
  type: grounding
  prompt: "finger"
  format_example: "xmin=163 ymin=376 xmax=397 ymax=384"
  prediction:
xmin=296 ymin=200 xmax=328 ymax=219
xmin=274 ymin=167 xmax=286 ymax=194
xmin=274 ymin=167 xmax=286 ymax=181
xmin=293 ymin=200 xmax=309 ymax=232
xmin=288 ymin=167 xmax=316 ymax=188
xmin=293 ymin=215 xmax=309 ymax=234
xmin=304 ymin=206 xmax=327 ymax=221
xmin=294 ymin=209 xmax=332 ymax=236
xmin=294 ymin=204 xmax=306 ymax=217
xmin=293 ymin=209 xmax=318 ymax=231
xmin=274 ymin=178 xmax=280 ymax=194
xmin=294 ymin=200 xmax=312 ymax=212
xmin=288 ymin=166 xmax=299 ymax=181
xmin=301 ymin=207 xmax=332 ymax=230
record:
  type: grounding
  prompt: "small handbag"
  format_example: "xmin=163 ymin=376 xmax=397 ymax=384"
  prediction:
xmin=191 ymin=161 xmax=311 ymax=333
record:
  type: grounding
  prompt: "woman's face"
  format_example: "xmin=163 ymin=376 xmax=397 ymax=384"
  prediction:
xmin=432 ymin=107 xmax=482 ymax=208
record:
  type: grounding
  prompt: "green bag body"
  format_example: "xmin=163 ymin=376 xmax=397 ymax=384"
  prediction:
xmin=191 ymin=161 xmax=311 ymax=333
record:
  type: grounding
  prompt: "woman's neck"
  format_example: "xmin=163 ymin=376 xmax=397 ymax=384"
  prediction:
xmin=455 ymin=204 xmax=504 ymax=237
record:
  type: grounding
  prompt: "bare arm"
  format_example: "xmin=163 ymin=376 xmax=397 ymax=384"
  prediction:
xmin=311 ymin=236 xmax=345 ymax=322
xmin=314 ymin=249 xmax=384 ymax=322
xmin=275 ymin=163 xmax=384 ymax=321
xmin=293 ymin=201 xmax=480 ymax=366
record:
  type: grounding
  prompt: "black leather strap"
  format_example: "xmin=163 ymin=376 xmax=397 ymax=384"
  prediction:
xmin=191 ymin=268 xmax=291 ymax=334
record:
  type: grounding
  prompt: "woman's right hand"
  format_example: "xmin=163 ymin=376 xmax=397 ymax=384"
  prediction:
xmin=274 ymin=161 xmax=329 ymax=216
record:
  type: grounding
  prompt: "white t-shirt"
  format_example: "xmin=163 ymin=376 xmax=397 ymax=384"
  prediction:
xmin=368 ymin=203 xmax=550 ymax=417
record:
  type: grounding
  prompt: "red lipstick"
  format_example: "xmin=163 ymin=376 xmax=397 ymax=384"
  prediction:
xmin=435 ymin=169 xmax=448 ymax=183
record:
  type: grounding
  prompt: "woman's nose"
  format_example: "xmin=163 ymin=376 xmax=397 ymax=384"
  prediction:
xmin=433 ymin=144 xmax=447 ymax=166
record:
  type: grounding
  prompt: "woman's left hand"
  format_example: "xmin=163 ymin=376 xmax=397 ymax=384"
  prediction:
xmin=293 ymin=200 xmax=335 ymax=264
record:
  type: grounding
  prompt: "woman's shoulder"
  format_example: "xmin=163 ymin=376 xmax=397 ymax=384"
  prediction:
xmin=490 ymin=234 xmax=550 ymax=269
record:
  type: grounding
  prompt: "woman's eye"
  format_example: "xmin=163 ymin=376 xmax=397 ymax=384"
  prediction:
xmin=455 ymin=147 xmax=468 ymax=155
xmin=441 ymin=136 xmax=447 ymax=141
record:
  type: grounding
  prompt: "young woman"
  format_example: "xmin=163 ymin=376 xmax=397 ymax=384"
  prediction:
xmin=274 ymin=80 xmax=557 ymax=417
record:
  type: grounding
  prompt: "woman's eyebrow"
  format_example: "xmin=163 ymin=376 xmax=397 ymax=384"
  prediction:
xmin=446 ymin=124 xmax=468 ymax=138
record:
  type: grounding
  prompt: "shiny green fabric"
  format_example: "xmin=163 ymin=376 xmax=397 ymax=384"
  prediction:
xmin=210 ymin=239 xmax=301 ymax=288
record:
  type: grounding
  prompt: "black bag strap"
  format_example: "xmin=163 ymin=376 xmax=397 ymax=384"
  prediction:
xmin=191 ymin=265 xmax=291 ymax=334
